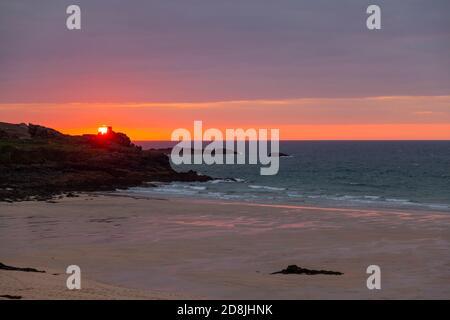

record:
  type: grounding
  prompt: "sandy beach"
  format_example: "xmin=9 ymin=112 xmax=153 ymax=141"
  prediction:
xmin=1 ymin=194 xmax=449 ymax=299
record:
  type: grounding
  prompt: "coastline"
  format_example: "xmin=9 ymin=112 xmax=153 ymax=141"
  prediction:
xmin=1 ymin=193 xmax=449 ymax=299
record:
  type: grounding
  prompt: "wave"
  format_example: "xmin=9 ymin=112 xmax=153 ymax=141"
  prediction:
xmin=248 ymin=185 xmax=286 ymax=191
xmin=122 ymin=183 xmax=449 ymax=211
xmin=307 ymin=194 xmax=450 ymax=210
xmin=209 ymin=178 xmax=245 ymax=184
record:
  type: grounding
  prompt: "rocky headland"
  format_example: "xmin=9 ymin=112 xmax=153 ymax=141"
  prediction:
xmin=0 ymin=122 xmax=210 ymax=201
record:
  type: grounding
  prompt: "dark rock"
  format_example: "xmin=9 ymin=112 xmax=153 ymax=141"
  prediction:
xmin=0 ymin=262 xmax=45 ymax=273
xmin=268 ymin=152 xmax=290 ymax=157
xmin=0 ymin=295 xmax=22 ymax=300
xmin=0 ymin=129 xmax=8 ymax=139
xmin=112 ymin=132 xmax=132 ymax=147
xmin=0 ymin=122 xmax=212 ymax=202
xmin=28 ymin=123 xmax=64 ymax=138
xmin=0 ymin=122 xmax=30 ymax=139
xmin=271 ymin=265 xmax=343 ymax=275
xmin=65 ymin=192 xmax=78 ymax=198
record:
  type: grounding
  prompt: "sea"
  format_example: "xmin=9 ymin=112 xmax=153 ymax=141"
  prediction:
xmin=129 ymin=141 xmax=450 ymax=211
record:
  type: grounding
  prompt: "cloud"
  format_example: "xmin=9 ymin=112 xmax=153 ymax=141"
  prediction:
xmin=1 ymin=95 xmax=449 ymax=128
xmin=0 ymin=0 xmax=449 ymax=103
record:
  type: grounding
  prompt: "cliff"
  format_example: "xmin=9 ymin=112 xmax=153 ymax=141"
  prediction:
xmin=0 ymin=122 xmax=210 ymax=201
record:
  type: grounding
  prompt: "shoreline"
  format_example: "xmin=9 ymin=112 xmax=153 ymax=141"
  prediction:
xmin=106 ymin=189 xmax=450 ymax=215
xmin=4 ymin=188 xmax=449 ymax=215
xmin=1 ymin=194 xmax=449 ymax=299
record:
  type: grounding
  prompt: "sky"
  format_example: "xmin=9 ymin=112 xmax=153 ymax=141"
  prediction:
xmin=0 ymin=0 xmax=449 ymax=139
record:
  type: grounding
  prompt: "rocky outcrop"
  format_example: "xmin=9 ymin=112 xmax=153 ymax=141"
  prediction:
xmin=0 ymin=262 xmax=45 ymax=273
xmin=0 ymin=123 xmax=211 ymax=201
xmin=271 ymin=265 xmax=343 ymax=275
xmin=0 ymin=122 xmax=30 ymax=139
xmin=28 ymin=123 xmax=64 ymax=139
xmin=268 ymin=152 xmax=290 ymax=157
xmin=0 ymin=295 xmax=22 ymax=300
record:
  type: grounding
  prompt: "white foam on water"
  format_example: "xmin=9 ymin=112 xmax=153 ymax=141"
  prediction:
xmin=248 ymin=185 xmax=286 ymax=191
xmin=122 ymin=183 xmax=450 ymax=212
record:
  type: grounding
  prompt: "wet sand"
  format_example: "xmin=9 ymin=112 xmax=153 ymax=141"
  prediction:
xmin=1 ymin=194 xmax=449 ymax=299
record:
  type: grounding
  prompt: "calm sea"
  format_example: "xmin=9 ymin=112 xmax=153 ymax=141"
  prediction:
xmin=131 ymin=141 xmax=450 ymax=211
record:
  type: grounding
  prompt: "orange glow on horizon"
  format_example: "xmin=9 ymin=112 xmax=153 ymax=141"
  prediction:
xmin=1 ymin=96 xmax=449 ymax=140
xmin=60 ymin=124 xmax=450 ymax=141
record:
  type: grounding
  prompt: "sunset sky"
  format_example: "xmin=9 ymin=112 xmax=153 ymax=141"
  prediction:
xmin=1 ymin=0 xmax=449 ymax=140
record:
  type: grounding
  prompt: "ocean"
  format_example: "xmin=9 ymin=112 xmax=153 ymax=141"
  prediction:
xmin=131 ymin=141 xmax=450 ymax=211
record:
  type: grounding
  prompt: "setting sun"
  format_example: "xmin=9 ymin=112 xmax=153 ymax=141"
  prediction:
xmin=98 ymin=125 xmax=110 ymax=135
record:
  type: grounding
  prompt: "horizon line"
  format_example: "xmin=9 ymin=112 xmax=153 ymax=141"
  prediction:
xmin=132 ymin=139 xmax=450 ymax=142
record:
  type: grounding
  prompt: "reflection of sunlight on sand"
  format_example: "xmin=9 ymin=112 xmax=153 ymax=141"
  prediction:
xmin=174 ymin=219 xmax=236 ymax=228
xmin=173 ymin=217 xmax=325 ymax=230
xmin=202 ymin=200 xmax=450 ymax=222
